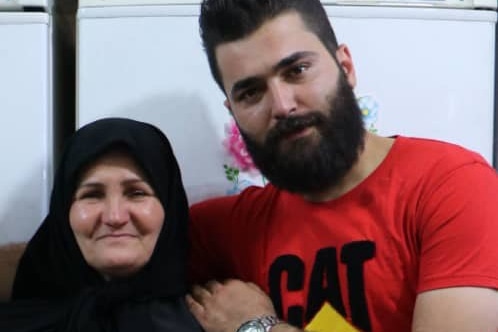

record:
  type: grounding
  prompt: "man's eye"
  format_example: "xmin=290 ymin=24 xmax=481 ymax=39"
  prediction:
xmin=237 ymin=87 xmax=263 ymax=104
xmin=287 ymin=63 xmax=309 ymax=78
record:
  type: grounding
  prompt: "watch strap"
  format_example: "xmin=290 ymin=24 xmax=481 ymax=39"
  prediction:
xmin=260 ymin=315 xmax=283 ymax=331
xmin=237 ymin=315 xmax=283 ymax=332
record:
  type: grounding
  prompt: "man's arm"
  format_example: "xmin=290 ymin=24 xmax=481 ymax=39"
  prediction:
xmin=186 ymin=279 xmax=498 ymax=332
xmin=186 ymin=279 xmax=303 ymax=332
xmin=412 ymin=287 xmax=498 ymax=332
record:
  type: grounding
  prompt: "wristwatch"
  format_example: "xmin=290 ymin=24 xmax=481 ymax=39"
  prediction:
xmin=236 ymin=315 xmax=283 ymax=332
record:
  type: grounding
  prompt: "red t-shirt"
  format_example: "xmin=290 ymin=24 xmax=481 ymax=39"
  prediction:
xmin=188 ymin=136 xmax=498 ymax=332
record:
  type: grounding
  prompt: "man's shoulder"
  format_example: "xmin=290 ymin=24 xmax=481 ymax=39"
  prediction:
xmin=391 ymin=136 xmax=490 ymax=170
xmin=384 ymin=136 xmax=496 ymax=195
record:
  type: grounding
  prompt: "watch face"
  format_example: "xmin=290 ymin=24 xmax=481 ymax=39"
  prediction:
xmin=237 ymin=320 xmax=266 ymax=332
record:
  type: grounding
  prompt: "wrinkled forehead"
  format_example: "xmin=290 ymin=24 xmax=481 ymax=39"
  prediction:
xmin=74 ymin=146 xmax=147 ymax=184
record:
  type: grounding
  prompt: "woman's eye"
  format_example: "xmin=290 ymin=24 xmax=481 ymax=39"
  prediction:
xmin=126 ymin=185 xmax=154 ymax=199
xmin=76 ymin=190 xmax=103 ymax=200
xmin=128 ymin=190 xmax=146 ymax=198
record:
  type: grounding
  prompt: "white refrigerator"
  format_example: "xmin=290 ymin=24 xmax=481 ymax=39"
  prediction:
xmin=0 ymin=0 xmax=52 ymax=244
xmin=76 ymin=0 xmax=497 ymax=205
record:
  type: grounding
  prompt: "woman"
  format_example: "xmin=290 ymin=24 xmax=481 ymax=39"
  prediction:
xmin=2 ymin=118 xmax=202 ymax=331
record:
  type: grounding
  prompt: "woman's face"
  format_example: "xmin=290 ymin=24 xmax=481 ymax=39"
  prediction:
xmin=69 ymin=150 xmax=165 ymax=279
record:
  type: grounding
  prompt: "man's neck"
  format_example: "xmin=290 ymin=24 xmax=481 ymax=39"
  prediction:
xmin=302 ymin=132 xmax=395 ymax=202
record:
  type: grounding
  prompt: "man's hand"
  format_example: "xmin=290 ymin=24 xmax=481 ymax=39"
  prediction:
xmin=186 ymin=279 xmax=278 ymax=332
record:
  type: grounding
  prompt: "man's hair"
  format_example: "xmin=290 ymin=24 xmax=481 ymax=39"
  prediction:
xmin=199 ymin=0 xmax=340 ymax=93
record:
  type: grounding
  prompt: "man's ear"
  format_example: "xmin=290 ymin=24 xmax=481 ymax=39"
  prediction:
xmin=224 ymin=99 xmax=233 ymax=115
xmin=336 ymin=44 xmax=357 ymax=88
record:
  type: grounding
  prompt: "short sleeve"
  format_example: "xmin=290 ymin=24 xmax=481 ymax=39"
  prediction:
xmin=417 ymin=161 xmax=498 ymax=292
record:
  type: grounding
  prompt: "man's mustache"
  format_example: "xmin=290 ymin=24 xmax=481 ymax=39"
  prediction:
xmin=267 ymin=112 xmax=325 ymax=143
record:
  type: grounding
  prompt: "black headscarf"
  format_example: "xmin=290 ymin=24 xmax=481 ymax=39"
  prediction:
xmin=4 ymin=118 xmax=200 ymax=332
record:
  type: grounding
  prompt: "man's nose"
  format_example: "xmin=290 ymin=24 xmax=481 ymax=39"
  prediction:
xmin=268 ymin=81 xmax=297 ymax=119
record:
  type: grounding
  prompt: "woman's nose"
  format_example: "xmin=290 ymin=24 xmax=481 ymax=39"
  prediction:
xmin=102 ymin=197 xmax=129 ymax=227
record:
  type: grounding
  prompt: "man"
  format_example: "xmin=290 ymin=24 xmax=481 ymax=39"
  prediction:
xmin=185 ymin=0 xmax=498 ymax=332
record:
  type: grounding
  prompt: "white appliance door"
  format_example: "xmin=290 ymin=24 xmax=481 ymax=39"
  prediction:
xmin=77 ymin=5 xmax=496 ymax=205
xmin=0 ymin=0 xmax=49 ymax=10
xmin=77 ymin=5 xmax=236 ymax=204
xmin=0 ymin=12 xmax=52 ymax=244
xmin=327 ymin=6 xmax=496 ymax=164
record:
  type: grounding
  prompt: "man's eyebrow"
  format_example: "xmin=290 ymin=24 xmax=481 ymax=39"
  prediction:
xmin=272 ymin=51 xmax=316 ymax=73
xmin=230 ymin=51 xmax=317 ymax=100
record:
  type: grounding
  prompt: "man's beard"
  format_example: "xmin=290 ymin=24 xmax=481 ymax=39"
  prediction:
xmin=239 ymin=73 xmax=365 ymax=194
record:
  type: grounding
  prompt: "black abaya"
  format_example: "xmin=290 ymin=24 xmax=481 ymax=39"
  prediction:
xmin=2 ymin=118 xmax=202 ymax=332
